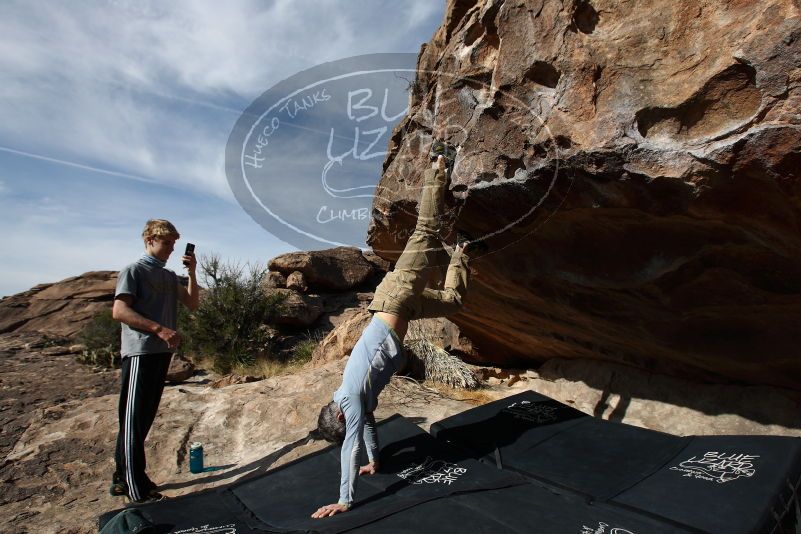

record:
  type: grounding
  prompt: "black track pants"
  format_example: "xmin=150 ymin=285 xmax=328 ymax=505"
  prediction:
xmin=114 ymin=353 xmax=171 ymax=500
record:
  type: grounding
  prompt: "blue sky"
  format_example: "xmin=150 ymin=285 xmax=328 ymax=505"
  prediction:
xmin=0 ymin=0 xmax=445 ymax=297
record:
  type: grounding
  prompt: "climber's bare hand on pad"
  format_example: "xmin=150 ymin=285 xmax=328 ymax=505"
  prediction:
xmin=311 ymin=503 xmax=349 ymax=519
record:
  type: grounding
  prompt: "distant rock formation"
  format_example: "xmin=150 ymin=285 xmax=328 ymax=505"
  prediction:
xmin=265 ymin=247 xmax=383 ymax=328
xmin=268 ymin=247 xmax=379 ymax=291
xmin=0 ymin=271 xmax=116 ymax=338
xmin=368 ymin=0 xmax=801 ymax=389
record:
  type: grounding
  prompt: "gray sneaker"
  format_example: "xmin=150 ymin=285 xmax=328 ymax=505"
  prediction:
xmin=129 ymin=490 xmax=165 ymax=505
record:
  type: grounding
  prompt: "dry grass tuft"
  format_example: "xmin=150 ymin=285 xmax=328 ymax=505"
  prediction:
xmin=405 ymin=340 xmax=481 ymax=389
xmin=404 ymin=320 xmax=480 ymax=390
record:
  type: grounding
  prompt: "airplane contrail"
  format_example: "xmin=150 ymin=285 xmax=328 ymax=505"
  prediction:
xmin=0 ymin=145 xmax=159 ymax=185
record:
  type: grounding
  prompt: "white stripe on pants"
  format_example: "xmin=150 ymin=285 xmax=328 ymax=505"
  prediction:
xmin=124 ymin=355 xmax=141 ymax=500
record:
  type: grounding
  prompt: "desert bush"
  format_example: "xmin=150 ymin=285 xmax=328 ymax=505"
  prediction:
xmin=180 ymin=254 xmax=285 ymax=374
xmin=76 ymin=309 xmax=121 ymax=368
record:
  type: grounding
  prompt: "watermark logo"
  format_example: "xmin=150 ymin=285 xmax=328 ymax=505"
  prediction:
xmin=396 ymin=456 xmax=468 ymax=485
xmin=670 ymin=451 xmax=759 ymax=483
xmin=226 ymin=53 xmax=563 ymax=254
xmin=174 ymin=524 xmax=237 ymax=534
xmin=502 ymin=400 xmax=559 ymax=424
xmin=580 ymin=522 xmax=635 ymax=534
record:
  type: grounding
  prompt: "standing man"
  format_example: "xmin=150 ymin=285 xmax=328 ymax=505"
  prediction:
xmin=312 ymin=153 xmax=476 ymax=518
xmin=109 ymin=219 xmax=199 ymax=503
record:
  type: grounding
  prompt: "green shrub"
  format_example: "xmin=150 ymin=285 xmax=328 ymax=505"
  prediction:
xmin=180 ymin=254 xmax=285 ymax=374
xmin=290 ymin=329 xmax=325 ymax=365
xmin=77 ymin=309 xmax=121 ymax=368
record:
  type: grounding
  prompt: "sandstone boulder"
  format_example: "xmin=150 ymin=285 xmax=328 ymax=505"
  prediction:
xmin=311 ymin=311 xmax=470 ymax=364
xmin=166 ymin=354 xmax=195 ymax=383
xmin=268 ymin=247 xmax=377 ymax=291
xmin=368 ymin=0 xmax=801 ymax=389
xmin=362 ymin=249 xmax=392 ymax=272
xmin=285 ymin=271 xmax=308 ymax=292
xmin=265 ymin=288 xmax=324 ymax=327
xmin=0 ymin=271 xmax=116 ymax=338
xmin=263 ymin=271 xmax=286 ymax=289
xmin=311 ymin=308 xmax=373 ymax=363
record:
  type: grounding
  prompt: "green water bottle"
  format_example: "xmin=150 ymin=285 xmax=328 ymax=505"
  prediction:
xmin=189 ymin=442 xmax=204 ymax=474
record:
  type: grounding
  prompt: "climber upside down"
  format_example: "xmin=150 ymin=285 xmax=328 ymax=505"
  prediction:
xmin=312 ymin=151 xmax=478 ymax=518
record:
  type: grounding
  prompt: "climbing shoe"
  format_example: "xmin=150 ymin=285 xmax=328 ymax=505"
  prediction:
xmin=430 ymin=140 xmax=457 ymax=176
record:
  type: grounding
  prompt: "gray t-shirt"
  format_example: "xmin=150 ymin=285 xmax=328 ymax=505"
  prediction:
xmin=115 ymin=255 xmax=179 ymax=358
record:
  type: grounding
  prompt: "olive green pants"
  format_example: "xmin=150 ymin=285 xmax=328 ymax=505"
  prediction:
xmin=368 ymin=167 xmax=469 ymax=320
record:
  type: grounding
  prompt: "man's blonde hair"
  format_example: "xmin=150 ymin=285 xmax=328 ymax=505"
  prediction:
xmin=142 ymin=219 xmax=180 ymax=243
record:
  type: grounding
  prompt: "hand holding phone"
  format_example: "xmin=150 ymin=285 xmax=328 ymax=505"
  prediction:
xmin=183 ymin=243 xmax=195 ymax=267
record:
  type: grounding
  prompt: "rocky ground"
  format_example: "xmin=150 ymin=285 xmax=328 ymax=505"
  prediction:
xmin=0 ymin=333 xmax=118 ymax=489
xmin=1 ymin=330 xmax=800 ymax=534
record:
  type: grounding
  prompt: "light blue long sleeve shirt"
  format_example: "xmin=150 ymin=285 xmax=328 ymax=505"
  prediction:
xmin=332 ymin=315 xmax=404 ymax=506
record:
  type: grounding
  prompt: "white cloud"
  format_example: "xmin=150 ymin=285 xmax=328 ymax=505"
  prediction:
xmin=0 ymin=0 xmax=443 ymax=296
xmin=0 ymin=0 xmax=443 ymax=201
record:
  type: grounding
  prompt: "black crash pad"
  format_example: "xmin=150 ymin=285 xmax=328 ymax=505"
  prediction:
xmin=431 ymin=391 xmax=801 ymax=533
xmin=99 ymin=415 xmax=526 ymax=534
xmin=612 ymin=434 xmax=801 ymax=533
xmin=349 ymin=481 xmax=697 ymax=533
xmin=431 ymin=390 xmax=688 ymax=499
xmin=227 ymin=414 xmax=526 ymax=532
xmin=97 ymin=489 xmax=264 ymax=534
xmin=97 ymin=396 xmax=801 ymax=534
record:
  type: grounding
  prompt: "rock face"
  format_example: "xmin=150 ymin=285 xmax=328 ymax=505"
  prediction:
xmin=268 ymin=247 xmax=378 ymax=291
xmin=264 ymin=247 xmax=390 ymax=335
xmin=285 ymin=271 xmax=308 ymax=292
xmin=265 ymin=288 xmax=324 ymax=327
xmin=0 ymin=333 xmax=119 ymax=463
xmin=368 ymin=0 xmax=801 ymax=389
xmin=312 ymin=310 xmax=475 ymax=364
xmin=0 ymin=271 xmax=116 ymax=338
xmin=264 ymin=270 xmax=287 ymax=289
xmin=311 ymin=308 xmax=373 ymax=363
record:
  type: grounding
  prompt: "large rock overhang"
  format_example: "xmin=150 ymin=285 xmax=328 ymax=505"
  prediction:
xmin=367 ymin=0 xmax=801 ymax=389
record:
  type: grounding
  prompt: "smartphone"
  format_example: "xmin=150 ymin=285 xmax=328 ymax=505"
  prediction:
xmin=183 ymin=243 xmax=195 ymax=266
